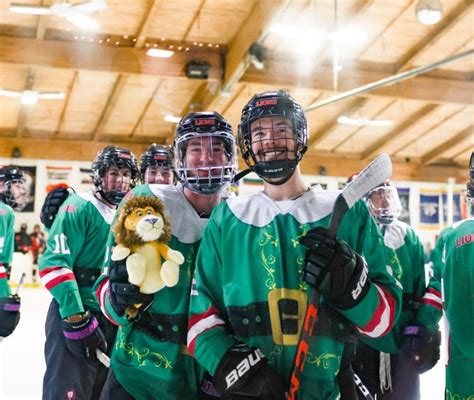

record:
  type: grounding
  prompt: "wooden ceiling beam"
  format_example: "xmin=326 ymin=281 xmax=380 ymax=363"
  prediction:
xmin=54 ymin=70 xmax=78 ymax=136
xmin=395 ymin=2 xmax=473 ymax=71
xmin=393 ymin=106 xmax=467 ymax=155
xmin=134 ymin=0 xmax=159 ymax=49
xmin=308 ymin=97 xmax=369 ymax=148
xmin=0 ymin=36 xmax=223 ymax=80
xmin=361 ymin=104 xmax=439 ymax=160
xmin=130 ymin=79 xmax=163 ymax=137
xmin=241 ymin=59 xmax=474 ymax=106
xmin=91 ymin=74 xmax=128 ymax=141
xmin=179 ymin=0 xmax=291 ymax=116
xmin=421 ymin=126 xmax=473 ymax=165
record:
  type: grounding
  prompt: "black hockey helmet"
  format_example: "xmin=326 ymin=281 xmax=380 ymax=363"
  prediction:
xmin=139 ymin=144 xmax=172 ymax=182
xmin=91 ymin=146 xmax=138 ymax=205
xmin=0 ymin=165 xmax=28 ymax=210
xmin=238 ymin=90 xmax=308 ymax=185
xmin=172 ymin=111 xmax=237 ymax=194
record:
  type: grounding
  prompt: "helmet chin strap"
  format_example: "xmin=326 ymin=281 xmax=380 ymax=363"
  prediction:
xmin=255 ymin=159 xmax=298 ymax=186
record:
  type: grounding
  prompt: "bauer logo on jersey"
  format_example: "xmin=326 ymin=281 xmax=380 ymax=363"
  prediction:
xmin=256 ymin=99 xmax=278 ymax=107
xmin=195 ymin=118 xmax=216 ymax=126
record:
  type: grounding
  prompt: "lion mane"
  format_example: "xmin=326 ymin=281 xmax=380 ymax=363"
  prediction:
xmin=113 ymin=195 xmax=172 ymax=250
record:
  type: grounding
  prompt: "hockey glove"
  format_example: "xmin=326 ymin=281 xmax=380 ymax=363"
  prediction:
xmin=40 ymin=186 xmax=72 ymax=229
xmin=300 ymin=227 xmax=370 ymax=309
xmin=108 ymin=257 xmax=153 ymax=319
xmin=214 ymin=344 xmax=286 ymax=400
xmin=400 ymin=324 xmax=441 ymax=374
xmin=0 ymin=295 xmax=21 ymax=337
xmin=61 ymin=310 xmax=107 ymax=360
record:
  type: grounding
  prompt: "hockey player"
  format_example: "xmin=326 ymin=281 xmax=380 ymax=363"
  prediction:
xmin=38 ymin=146 xmax=138 ymax=400
xmin=139 ymin=143 xmax=175 ymax=185
xmin=94 ymin=112 xmax=237 ymax=399
xmin=441 ymin=152 xmax=474 ymax=399
xmin=188 ymin=90 xmax=402 ymax=399
xmin=351 ymin=181 xmax=440 ymax=400
xmin=0 ymin=166 xmax=26 ymax=337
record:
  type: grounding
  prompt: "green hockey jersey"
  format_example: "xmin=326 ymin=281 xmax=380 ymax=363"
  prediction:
xmin=442 ymin=218 xmax=474 ymax=399
xmin=362 ymin=219 xmax=426 ymax=353
xmin=38 ymin=192 xmax=115 ymax=318
xmin=94 ymin=184 xmax=206 ymax=399
xmin=416 ymin=226 xmax=452 ymax=329
xmin=0 ymin=202 xmax=14 ymax=297
xmin=189 ymin=188 xmax=402 ymax=400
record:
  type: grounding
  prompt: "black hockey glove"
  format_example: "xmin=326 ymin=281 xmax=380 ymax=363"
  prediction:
xmin=214 ymin=344 xmax=286 ymax=400
xmin=400 ymin=324 xmax=441 ymax=374
xmin=0 ymin=295 xmax=21 ymax=337
xmin=300 ymin=227 xmax=370 ymax=309
xmin=108 ymin=257 xmax=153 ymax=319
xmin=61 ymin=311 xmax=107 ymax=360
xmin=40 ymin=187 xmax=73 ymax=229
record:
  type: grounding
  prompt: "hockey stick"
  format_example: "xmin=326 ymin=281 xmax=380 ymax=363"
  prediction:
xmin=354 ymin=372 xmax=375 ymax=400
xmin=287 ymin=153 xmax=392 ymax=400
xmin=96 ymin=349 xmax=110 ymax=368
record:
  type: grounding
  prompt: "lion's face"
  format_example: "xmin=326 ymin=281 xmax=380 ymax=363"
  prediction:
xmin=124 ymin=206 xmax=165 ymax=242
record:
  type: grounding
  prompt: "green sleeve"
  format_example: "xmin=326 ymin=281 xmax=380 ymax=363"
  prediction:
xmin=337 ymin=203 xmax=402 ymax=338
xmin=188 ymin=212 xmax=238 ymax=375
xmin=38 ymin=199 xmax=86 ymax=318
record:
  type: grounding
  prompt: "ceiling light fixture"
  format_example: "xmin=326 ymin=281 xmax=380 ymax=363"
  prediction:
xmin=164 ymin=114 xmax=181 ymax=124
xmin=337 ymin=115 xmax=394 ymax=127
xmin=146 ymin=48 xmax=175 ymax=58
xmin=415 ymin=0 xmax=443 ymax=25
xmin=0 ymin=89 xmax=65 ymax=105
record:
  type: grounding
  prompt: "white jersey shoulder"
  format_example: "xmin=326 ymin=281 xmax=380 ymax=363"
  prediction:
xmin=77 ymin=191 xmax=116 ymax=225
xmin=383 ymin=219 xmax=408 ymax=250
xmin=226 ymin=186 xmax=341 ymax=227
xmin=148 ymin=184 xmax=208 ymax=244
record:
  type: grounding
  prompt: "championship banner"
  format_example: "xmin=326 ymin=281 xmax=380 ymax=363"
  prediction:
xmin=46 ymin=166 xmax=72 ymax=192
xmin=442 ymin=191 xmax=462 ymax=225
xmin=420 ymin=189 xmax=440 ymax=230
xmin=397 ymin=187 xmax=411 ymax=224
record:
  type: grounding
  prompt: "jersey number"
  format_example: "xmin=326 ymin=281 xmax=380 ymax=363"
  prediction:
xmin=53 ymin=234 xmax=70 ymax=255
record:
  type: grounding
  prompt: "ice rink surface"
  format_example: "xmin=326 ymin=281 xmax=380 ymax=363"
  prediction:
xmin=0 ymin=288 xmax=446 ymax=399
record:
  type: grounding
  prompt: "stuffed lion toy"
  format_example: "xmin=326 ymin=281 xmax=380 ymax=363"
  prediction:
xmin=111 ymin=195 xmax=184 ymax=317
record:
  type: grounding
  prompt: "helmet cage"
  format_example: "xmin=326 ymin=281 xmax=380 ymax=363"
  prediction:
xmin=365 ymin=184 xmax=402 ymax=225
xmin=92 ymin=147 xmax=138 ymax=205
xmin=173 ymin=131 xmax=237 ymax=195
xmin=0 ymin=167 xmax=28 ymax=211
xmin=238 ymin=91 xmax=308 ymax=185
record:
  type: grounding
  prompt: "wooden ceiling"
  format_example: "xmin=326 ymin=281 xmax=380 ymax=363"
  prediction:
xmin=0 ymin=0 xmax=472 ymax=182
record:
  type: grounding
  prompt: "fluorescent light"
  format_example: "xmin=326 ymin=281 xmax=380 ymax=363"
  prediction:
xmin=416 ymin=0 xmax=443 ymax=25
xmin=9 ymin=5 xmax=51 ymax=15
xmin=147 ymin=49 xmax=175 ymax=58
xmin=21 ymin=90 xmax=39 ymax=105
xmin=164 ymin=114 xmax=181 ymax=123
xmin=337 ymin=116 xmax=393 ymax=127
xmin=0 ymin=89 xmax=21 ymax=98
xmin=39 ymin=92 xmax=65 ymax=100
xmin=66 ymin=14 xmax=100 ymax=31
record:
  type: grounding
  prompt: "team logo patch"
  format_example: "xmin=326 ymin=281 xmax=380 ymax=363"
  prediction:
xmin=256 ymin=99 xmax=277 ymax=107
xmin=195 ymin=118 xmax=215 ymax=126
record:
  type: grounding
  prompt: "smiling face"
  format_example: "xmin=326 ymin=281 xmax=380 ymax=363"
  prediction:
xmin=250 ymin=116 xmax=296 ymax=163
